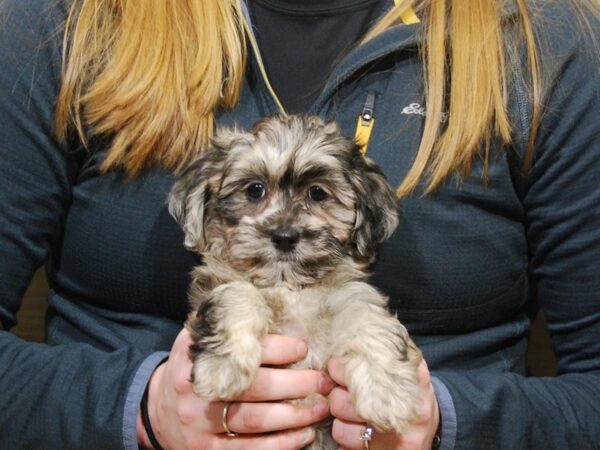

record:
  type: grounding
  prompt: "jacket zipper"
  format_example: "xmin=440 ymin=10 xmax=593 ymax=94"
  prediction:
xmin=240 ymin=2 xmax=418 ymax=119
xmin=355 ymin=92 xmax=376 ymax=155
xmin=311 ymin=4 xmax=421 ymax=115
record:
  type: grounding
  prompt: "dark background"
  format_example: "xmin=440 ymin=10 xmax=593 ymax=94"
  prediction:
xmin=11 ymin=269 xmax=557 ymax=376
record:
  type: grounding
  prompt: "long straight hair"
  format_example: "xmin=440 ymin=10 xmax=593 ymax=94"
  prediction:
xmin=56 ymin=0 xmax=597 ymax=194
xmin=364 ymin=0 xmax=538 ymax=196
xmin=56 ymin=0 xmax=246 ymax=175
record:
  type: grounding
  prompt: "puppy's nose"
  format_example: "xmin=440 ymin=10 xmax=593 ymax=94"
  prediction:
xmin=271 ymin=227 xmax=300 ymax=252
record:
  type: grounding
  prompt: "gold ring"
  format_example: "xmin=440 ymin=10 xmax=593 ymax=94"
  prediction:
xmin=222 ymin=402 xmax=238 ymax=437
xmin=360 ymin=425 xmax=374 ymax=450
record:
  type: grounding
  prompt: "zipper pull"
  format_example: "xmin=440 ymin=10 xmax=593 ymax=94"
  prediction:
xmin=395 ymin=1 xmax=420 ymax=25
xmin=355 ymin=92 xmax=376 ymax=156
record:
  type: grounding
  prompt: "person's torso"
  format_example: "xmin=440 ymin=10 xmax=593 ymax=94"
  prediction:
xmin=50 ymin=1 xmax=530 ymax=372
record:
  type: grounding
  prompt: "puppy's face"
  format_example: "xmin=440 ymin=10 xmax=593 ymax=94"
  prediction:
xmin=169 ymin=115 xmax=398 ymax=286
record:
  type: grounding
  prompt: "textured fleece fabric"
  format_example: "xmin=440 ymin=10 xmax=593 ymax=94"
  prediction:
xmin=1 ymin=0 xmax=599 ymax=449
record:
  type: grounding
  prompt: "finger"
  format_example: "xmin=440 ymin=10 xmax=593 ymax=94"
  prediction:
xmin=164 ymin=330 xmax=195 ymax=396
xmin=172 ymin=365 xmax=333 ymax=403
xmin=238 ymin=367 xmax=334 ymax=401
xmin=329 ymin=386 xmax=362 ymax=422
xmin=331 ymin=418 xmax=367 ymax=450
xmin=214 ymin=427 xmax=316 ymax=450
xmin=417 ymin=359 xmax=431 ymax=387
xmin=174 ymin=331 xmax=307 ymax=368
xmin=327 ymin=357 xmax=346 ymax=386
xmin=260 ymin=334 xmax=308 ymax=365
xmin=221 ymin=399 xmax=330 ymax=435
xmin=170 ymin=328 xmax=195 ymax=364
xmin=332 ymin=419 xmax=400 ymax=450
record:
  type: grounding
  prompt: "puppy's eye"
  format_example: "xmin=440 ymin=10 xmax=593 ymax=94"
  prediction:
xmin=308 ymin=185 xmax=328 ymax=202
xmin=246 ymin=182 xmax=266 ymax=200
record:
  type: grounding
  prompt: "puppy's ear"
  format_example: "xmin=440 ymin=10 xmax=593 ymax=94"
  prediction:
xmin=349 ymin=153 xmax=399 ymax=259
xmin=168 ymin=127 xmax=243 ymax=251
xmin=168 ymin=156 xmax=212 ymax=252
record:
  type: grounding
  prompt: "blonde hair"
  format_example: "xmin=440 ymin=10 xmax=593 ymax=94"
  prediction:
xmin=364 ymin=0 xmax=540 ymax=196
xmin=56 ymin=0 xmax=596 ymax=194
xmin=56 ymin=0 xmax=246 ymax=175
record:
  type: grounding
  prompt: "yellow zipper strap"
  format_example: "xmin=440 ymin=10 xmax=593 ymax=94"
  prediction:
xmin=241 ymin=16 xmax=287 ymax=115
xmin=356 ymin=4 xmax=418 ymax=155
xmin=355 ymin=92 xmax=376 ymax=156
xmin=394 ymin=1 xmax=421 ymax=25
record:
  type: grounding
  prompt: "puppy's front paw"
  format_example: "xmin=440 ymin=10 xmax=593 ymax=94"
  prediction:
xmin=190 ymin=342 xmax=262 ymax=400
xmin=346 ymin=356 xmax=422 ymax=433
xmin=185 ymin=280 xmax=271 ymax=400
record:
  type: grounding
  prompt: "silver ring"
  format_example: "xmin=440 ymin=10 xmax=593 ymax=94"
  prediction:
xmin=222 ymin=402 xmax=238 ymax=437
xmin=360 ymin=425 xmax=374 ymax=449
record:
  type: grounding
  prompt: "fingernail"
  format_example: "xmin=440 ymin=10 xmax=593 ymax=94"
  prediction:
xmin=319 ymin=374 xmax=334 ymax=392
xmin=296 ymin=341 xmax=308 ymax=358
xmin=313 ymin=399 xmax=329 ymax=416
xmin=302 ymin=427 xmax=315 ymax=445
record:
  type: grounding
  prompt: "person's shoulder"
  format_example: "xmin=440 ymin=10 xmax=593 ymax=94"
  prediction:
xmin=524 ymin=2 xmax=600 ymax=177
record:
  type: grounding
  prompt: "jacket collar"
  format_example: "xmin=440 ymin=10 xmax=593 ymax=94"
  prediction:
xmin=239 ymin=0 xmax=520 ymax=115
xmin=313 ymin=0 xmax=521 ymax=110
xmin=312 ymin=17 xmax=421 ymax=113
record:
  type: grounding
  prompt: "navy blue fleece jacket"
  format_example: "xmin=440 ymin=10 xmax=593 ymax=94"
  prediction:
xmin=1 ymin=1 xmax=599 ymax=449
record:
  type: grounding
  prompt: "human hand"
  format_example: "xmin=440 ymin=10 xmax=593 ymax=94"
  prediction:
xmin=327 ymin=357 xmax=440 ymax=450
xmin=138 ymin=328 xmax=334 ymax=450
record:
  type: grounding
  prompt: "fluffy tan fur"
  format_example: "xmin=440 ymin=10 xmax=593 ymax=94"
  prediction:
xmin=169 ymin=115 xmax=422 ymax=449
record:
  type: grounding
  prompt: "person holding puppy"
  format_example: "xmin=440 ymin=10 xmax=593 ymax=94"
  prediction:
xmin=1 ymin=1 xmax=599 ymax=449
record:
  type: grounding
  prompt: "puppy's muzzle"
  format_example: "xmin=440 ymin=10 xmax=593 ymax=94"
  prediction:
xmin=271 ymin=227 xmax=300 ymax=252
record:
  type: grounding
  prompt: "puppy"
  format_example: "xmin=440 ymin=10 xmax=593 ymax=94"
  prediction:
xmin=169 ymin=115 xmax=422 ymax=449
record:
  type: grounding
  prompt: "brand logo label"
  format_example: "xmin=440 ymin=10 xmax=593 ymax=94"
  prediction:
xmin=401 ymin=103 xmax=448 ymax=123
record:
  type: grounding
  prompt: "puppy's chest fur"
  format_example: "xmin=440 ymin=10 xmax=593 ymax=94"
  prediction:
xmin=172 ymin=115 xmax=422 ymax=447
xmin=187 ymin=254 xmax=366 ymax=373
xmin=262 ymin=286 xmax=334 ymax=370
